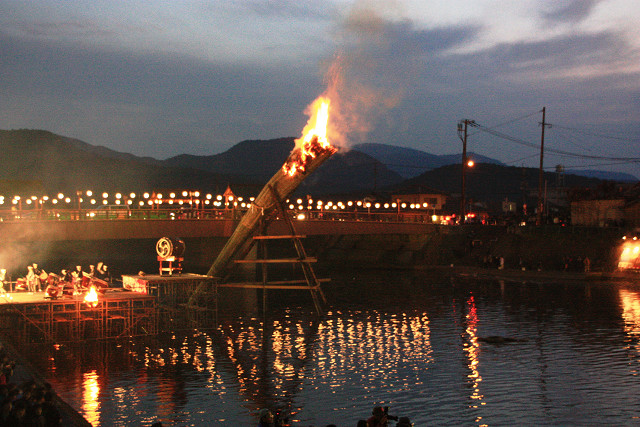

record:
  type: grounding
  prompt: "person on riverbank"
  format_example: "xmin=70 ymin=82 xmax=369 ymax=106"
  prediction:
xmin=0 ymin=399 xmax=12 ymax=425
xmin=4 ymin=399 xmax=27 ymax=426
xmin=41 ymin=391 xmax=61 ymax=427
xmin=366 ymin=406 xmax=388 ymax=427
xmin=257 ymin=408 xmax=274 ymax=427
xmin=396 ymin=417 xmax=412 ymax=427
xmin=584 ymin=256 xmax=591 ymax=272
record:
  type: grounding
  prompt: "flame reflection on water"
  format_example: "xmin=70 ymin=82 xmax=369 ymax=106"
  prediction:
xmin=464 ymin=295 xmax=484 ymax=411
xmin=81 ymin=370 xmax=100 ymax=426
xmin=106 ymin=309 xmax=435 ymax=424
xmin=30 ymin=275 xmax=640 ymax=425
xmin=619 ymin=288 xmax=640 ymax=359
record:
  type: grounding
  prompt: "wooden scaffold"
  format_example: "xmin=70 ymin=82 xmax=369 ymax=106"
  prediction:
xmin=189 ymin=97 xmax=337 ymax=318
xmin=0 ymin=291 xmax=157 ymax=344
xmin=224 ymin=184 xmax=329 ymax=315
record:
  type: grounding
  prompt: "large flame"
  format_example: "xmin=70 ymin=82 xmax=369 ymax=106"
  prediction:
xmin=619 ymin=237 xmax=640 ymax=270
xmin=84 ymin=285 xmax=99 ymax=307
xmin=283 ymin=97 xmax=335 ymax=177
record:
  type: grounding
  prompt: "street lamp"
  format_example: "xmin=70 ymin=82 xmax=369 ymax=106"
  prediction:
xmin=458 ymin=119 xmax=475 ymax=223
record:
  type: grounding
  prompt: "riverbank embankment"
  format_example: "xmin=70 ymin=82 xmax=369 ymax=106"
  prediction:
xmin=316 ymin=225 xmax=627 ymax=275
xmin=423 ymin=264 xmax=640 ymax=286
xmin=0 ymin=338 xmax=91 ymax=426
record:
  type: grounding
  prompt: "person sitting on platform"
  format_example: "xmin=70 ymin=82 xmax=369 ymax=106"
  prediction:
xmin=32 ymin=263 xmax=46 ymax=292
xmin=96 ymin=262 xmax=111 ymax=284
xmin=60 ymin=269 xmax=75 ymax=296
xmin=101 ymin=264 xmax=112 ymax=284
xmin=61 ymin=269 xmax=73 ymax=283
xmin=44 ymin=274 xmax=60 ymax=300
xmin=0 ymin=269 xmax=7 ymax=295
xmin=25 ymin=265 xmax=37 ymax=294
xmin=72 ymin=265 xmax=86 ymax=291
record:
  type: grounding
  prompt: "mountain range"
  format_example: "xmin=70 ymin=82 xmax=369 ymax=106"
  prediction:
xmin=354 ymin=142 xmax=639 ymax=183
xmin=353 ymin=143 xmax=505 ymax=178
xmin=0 ymin=129 xmax=635 ymax=203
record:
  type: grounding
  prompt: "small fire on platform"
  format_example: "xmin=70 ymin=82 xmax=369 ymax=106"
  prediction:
xmin=84 ymin=285 xmax=99 ymax=307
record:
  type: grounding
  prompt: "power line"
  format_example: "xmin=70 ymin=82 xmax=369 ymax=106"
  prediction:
xmin=468 ymin=110 xmax=540 ymax=137
xmin=505 ymin=153 xmax=540 ymax=165
xmin=471 ymin=121 xmax=640 ymax=163
xmin=544 ymin=160 xmax=640 ymax=170
xmin=551 ymin=127 xmax=596 ymax=153
xmin=551 ymin=124 xmax=639 ymax=142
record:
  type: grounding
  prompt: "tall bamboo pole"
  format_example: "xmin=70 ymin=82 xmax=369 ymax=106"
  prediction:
xmin=207 ymin=137 xmax=337 ymax=279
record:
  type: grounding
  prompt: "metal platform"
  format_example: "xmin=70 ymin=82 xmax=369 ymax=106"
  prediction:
xmin=122 ymin=273 xmax=214 ymax=305
xmin=122 ymin=273 xmax=219 ymax=326
xmin=0 ymin=289 xmax=156 ymax=343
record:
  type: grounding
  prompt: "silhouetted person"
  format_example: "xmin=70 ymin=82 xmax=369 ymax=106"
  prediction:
xmin=42 ymin=391 xmax=62 ymax=427
xmin=257 ymin=408 xmax=274 ymax=427
xmin=367 ymin=406 xmax=388 ymax=427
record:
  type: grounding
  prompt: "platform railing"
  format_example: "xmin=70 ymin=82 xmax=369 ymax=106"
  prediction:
xmin=0 ymin=208 xmax=441 ymax=224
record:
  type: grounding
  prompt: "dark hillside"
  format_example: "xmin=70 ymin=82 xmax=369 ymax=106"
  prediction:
xmin=164 ymin=137 xmax=295 ymax=180
xmin=0 ymin=129 xmax=238 ymax=194
xmin=0 ymin=129 xmax=626 ymax=203
xmin=393 ymin=162 xmax=606 ymax=204
xmin=164 ymin=138 xmax=405 ymax=195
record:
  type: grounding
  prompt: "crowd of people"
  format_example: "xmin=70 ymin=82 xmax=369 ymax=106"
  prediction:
xmin=480 ymin=254 xmax=593 ymax=273
xmin=0 ymin=345 xmax=62 ymax=426
xmin=256 ymin=406 xmax=413 ymax=426
xmin=563 ymin=256 xmax=592 ymax=272
xmin=0 ymin=262 xmax=111 ymax=299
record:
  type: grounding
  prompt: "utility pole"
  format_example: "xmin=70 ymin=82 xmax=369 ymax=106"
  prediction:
xmin=457 ymin=119 xmax=473 ymax=223
xmin=373 ymin=162 xmax=378 ymax=195
xmin=537 ymin=107 xmax=550 ymax=226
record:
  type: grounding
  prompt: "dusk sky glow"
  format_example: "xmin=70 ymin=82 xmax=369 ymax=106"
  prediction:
xmin=2 ymin=0 xmax=639 ymax=177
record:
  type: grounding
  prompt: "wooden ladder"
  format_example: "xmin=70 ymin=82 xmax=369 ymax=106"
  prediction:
xmin=229 ymin=185 xmax=328 ymax=315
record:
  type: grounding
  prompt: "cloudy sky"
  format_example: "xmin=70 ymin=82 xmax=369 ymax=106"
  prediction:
xmin=1 ymin=0 xmax=639 ymax=177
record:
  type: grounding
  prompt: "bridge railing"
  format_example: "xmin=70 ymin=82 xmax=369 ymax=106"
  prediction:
xmin=0 ymin=207 xmax=439 ymax=224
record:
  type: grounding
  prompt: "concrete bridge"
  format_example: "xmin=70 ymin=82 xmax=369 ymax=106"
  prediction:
xmin=0 ymin=217 xmax=437 ymax=243
xmin=0 ymin=208 xmax=442 ymax=275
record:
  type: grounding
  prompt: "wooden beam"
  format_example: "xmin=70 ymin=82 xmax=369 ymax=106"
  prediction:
xmin=234 ymin=257 xmax=317 ymax=264
xmin=220 ymin=278 xmax=330 ymax=287
xmin=206 ymin=137 xmax=336 ymax=279
xmin=219 ymin=283 xmax=323 ymax=290
xmin=253 ymin=235 xmax=306 ymax=240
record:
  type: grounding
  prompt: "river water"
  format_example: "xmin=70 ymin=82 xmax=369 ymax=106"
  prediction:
xmin=21 ymin=268 xmax=640 ymax=426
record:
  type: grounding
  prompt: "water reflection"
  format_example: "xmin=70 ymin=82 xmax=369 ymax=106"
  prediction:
xmin=619 ymin=288 xmax=640 ymax=356
xmin=24 ymin=273 xmax=640 ymax=425
xmin=81 ymin=370 xmax=100 ymax=426
xmin=463 ymin=295 xmax=484 ymax=410
xmin=117 ymin=309 xmax=434 ymax=423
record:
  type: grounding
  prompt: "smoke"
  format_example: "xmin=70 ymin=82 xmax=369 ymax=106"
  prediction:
xmin=0 ymin=224 xmax=58 ymax=279
xmin=320 ymin=1 xmax=409 ymax=149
